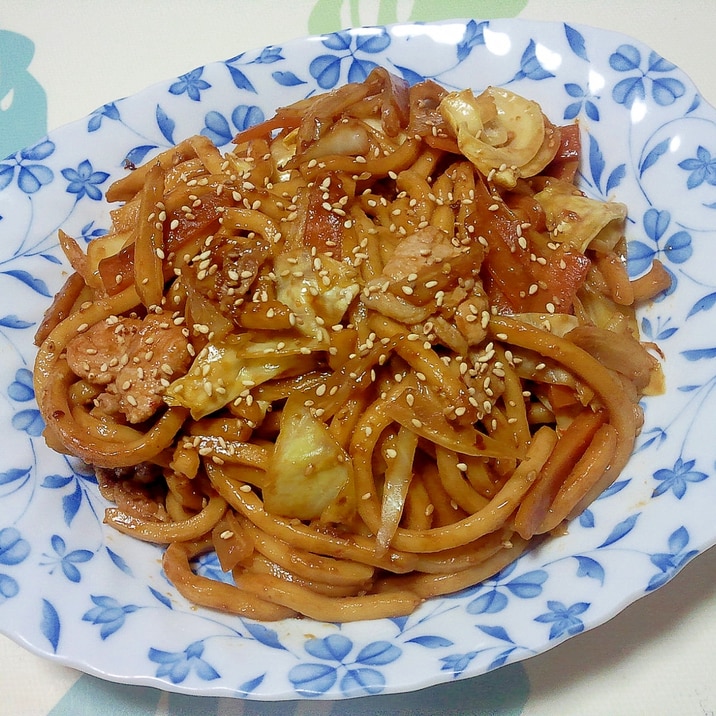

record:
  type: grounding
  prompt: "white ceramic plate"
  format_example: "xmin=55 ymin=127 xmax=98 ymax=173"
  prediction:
xmin=1 ymin=18 xmax=715 ymax=700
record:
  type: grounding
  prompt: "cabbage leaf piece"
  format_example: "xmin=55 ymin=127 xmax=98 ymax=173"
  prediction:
xmin=439 ymin=87 xmax=558 ymax=188
xmin=274 ymin=248 xmax=360 ymax=344
xmin=535 ymin=181 xmax=627 ymax=253
xmin=512 ymin=312 xmax=579 ymax=337
xmin=263 ymin=396 xmax=354 ymax=521
xmin=164 ymin=336 xmax=314 ymax=420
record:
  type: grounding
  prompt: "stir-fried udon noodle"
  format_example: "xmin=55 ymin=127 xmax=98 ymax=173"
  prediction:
xmin=34 ymin=69 xmax=670 ymax=622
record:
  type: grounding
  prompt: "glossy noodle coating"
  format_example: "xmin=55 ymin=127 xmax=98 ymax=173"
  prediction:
xmin=33 ymin=68 xmax=669 ymax=622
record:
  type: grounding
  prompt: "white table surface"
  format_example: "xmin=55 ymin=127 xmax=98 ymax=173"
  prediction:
xmin=1 ymin=2 xmax=716 ymax=714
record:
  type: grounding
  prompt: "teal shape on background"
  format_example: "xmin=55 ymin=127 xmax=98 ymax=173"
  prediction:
xmin=0 ymin=29 xmax=47 ymax=159
xmin=49 ymin=662 xmax=529 ymax=715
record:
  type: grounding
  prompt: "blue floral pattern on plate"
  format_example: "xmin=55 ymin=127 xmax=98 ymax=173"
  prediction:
xmin=0 ymin=18 xmax=715 ymax=700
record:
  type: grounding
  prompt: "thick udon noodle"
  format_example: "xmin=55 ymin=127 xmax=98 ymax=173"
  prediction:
xmin=34 ymin=69 xmax=670 ymax=621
